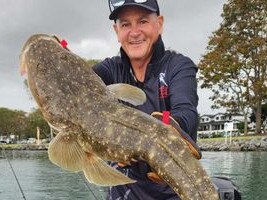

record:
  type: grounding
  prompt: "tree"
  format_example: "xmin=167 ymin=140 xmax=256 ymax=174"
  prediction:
xmin=0 ymin=107 xmax=50 ymax=139
xmin=250 ymin=103 xmax=267 ymax=133
xmin=199 ymin=0 xmax=267 ymax=134
xmin=24 ymin=109 xmax=50 ymax=139
xmin=0 ymin=107 xmax=27 ymax=136
xmin=86 ymin=59 xmax=101 ymax=66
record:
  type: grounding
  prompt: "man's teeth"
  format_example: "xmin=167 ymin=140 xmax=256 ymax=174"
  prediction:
xmin=130 ymin=40 xmax=144 ymax=44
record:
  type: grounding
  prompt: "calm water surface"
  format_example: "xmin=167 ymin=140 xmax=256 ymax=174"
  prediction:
xmin=0 ymin=150 xmax=266 ymax=200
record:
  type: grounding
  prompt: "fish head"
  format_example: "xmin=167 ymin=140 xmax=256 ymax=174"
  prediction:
xmin=19 ymin=34 xmax=87 ymax=130
xmin=19 ymin=34 xmax=61 ymax=76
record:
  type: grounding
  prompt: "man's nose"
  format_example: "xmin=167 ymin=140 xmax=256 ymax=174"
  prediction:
xmin=129 ymin=25 xmax=141 ymax=37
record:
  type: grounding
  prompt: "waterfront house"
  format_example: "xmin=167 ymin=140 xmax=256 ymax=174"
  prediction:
xmin=198 ymin=113 xmax=245 ymax=138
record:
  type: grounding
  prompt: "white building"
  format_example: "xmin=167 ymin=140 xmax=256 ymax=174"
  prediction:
xmin=198 ymin=113 xmax=245 ymax=138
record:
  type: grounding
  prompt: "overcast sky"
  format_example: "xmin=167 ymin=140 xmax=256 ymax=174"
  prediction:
xmin=0 ymin=0 xmax=226 ymax=115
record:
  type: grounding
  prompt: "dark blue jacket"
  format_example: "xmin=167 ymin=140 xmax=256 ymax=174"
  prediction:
xmin=93 ymin=36 xmax=198 ymax=200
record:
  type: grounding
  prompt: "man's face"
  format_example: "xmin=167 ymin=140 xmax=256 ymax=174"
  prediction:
xmin=113 ymin=6 xmax=163 ymax=62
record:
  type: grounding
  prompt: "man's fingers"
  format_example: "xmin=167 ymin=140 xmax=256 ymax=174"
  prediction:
xmin=118 ymin=162 xmax=129 ymax=167
xmin=147 ymin=172 xmax=165 ymax=184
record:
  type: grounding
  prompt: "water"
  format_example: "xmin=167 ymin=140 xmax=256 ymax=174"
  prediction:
xmin=201 ymin=151 xmax=267 ymax=200
xmin=0 ymin=150 xmax=266 ymax=200
xmin=0 ymin=150 xmax=106 ymax=200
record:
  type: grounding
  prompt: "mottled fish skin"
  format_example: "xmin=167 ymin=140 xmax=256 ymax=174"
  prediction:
xmin=20 ymin=34 xmax=219 ymax=200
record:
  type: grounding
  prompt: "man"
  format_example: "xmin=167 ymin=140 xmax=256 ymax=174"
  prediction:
xmin=93 ymin=0 xmax=198 ymax=199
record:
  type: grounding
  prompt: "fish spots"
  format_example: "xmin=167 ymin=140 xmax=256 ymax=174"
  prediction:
xmin=203 ymin=190 xmax=209 ymax=196
xmin=203 ymin=176 xmax=210 ymax=182
xmin=143 ymin=134 xmax=148 ymax=139
xmin=167 ymin=134 xmax=177 ymax=141
xmin=101 ymin=140 xmax=109 ymax=146
xmin=116 ymin=136 xmax=122 ymax=143
xmin=183 ymin=183 xmax=191 ymax=190
xmin=148 ymin=146 xmax=157 ymax=159
xmin=163 ymin=160 xmax=172 ymax=168
xmin=113 ymin=152 xmax=119 ymax=159
xmin=106 ymin=125 xmax=114 ymax=137
xmin=135 ymin=139 xmax=142 ymax=149
xmin=152 ymin=124 xmax=157 ymax=129
xmin=195 ymin=178 xmax=203 ymax=185
xmin=178 ymin=149 xmax=185 ymax=157
xmin=63 ymin=134 xmax=71 ymax=141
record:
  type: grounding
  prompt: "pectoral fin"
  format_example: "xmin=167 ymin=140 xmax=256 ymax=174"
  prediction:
xmin=48 ymin=132 xmax=136 ymax=186
xmin=107 ymin=83 xmax=146 ymax=106
xmin=48 ymin=132 xmax=85 ymax=171
xmin=82 ymin=153 xmax=136 ymax=186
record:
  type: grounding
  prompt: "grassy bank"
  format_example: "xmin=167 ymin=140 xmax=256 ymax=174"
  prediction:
xmin=198 ymin=135 xmax=265 ymax=142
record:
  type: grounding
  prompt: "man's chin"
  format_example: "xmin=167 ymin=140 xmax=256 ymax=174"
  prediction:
xmin=127 ymin=51 xmax=147 ymax=60
xmin=128 ymin=55 xmax=146 ymax=61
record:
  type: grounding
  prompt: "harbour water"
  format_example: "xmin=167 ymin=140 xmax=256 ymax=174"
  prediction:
xmin=0 ymin=150 xmax=266 ymax=200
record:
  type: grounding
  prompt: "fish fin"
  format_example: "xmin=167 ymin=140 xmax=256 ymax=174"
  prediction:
xmin=82 ymin=153 xmax=136 ymax=186
xmin=48 ymin=132 xmax=85 ymax=171
xmin=107 ymin=83 xmax=146 ymax=106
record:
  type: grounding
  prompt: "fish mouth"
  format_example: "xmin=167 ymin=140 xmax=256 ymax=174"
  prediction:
xmin=19 ymin=45 xmax=30 ymax=76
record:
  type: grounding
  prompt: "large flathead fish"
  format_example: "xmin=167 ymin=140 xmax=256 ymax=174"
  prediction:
xmin=19 ymin=34 xmax=219 ymax=200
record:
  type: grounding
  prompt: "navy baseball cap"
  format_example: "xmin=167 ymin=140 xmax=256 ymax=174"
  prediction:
xmin=108 ymin=0 xmax=160 ymax=20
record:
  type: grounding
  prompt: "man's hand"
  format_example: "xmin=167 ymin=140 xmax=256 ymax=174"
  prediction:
xmin=119 ymin=112 xmax=202 ymax=184
xmin=117 ymin=158 xmax=138 ymax=167
xmin=147 ymin=172 xmax=165 ymax=184
xmin=146 ymin=112 xmax=202 ymax=184
xmin=117 ymin=162 xmax=129 ymax=167
xmin=151 ymin=112 xmax=202 ymax=160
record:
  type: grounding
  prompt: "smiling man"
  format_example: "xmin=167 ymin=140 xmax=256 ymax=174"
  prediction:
xmin=112 ymin=6 xmax=163 ymax=82
xmin=93 ymin=0 xmax=199 ymax=199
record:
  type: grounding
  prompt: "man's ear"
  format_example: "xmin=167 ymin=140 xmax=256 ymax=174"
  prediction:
xmin=157 ymin=15 xmax=164 ymax=35
xmin=113 ymin=23 xmax=120 ymax=43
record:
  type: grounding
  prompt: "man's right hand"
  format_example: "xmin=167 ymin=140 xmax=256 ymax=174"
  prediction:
xmin=151 ymin=112 xmax=202 ymax=160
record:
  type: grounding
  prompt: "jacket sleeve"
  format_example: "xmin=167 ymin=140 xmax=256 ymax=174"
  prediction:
xmin=92 ymin=58 xmax=114 ymax=85
xmin=168 ymin=55 xmax=199 ymax=142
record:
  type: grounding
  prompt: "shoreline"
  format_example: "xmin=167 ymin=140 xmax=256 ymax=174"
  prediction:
xmin=198 ymin=135 xmax=267 ymax=151
xmin=1 ymin=136 xmax=267 ymax=151
xmin=0 ymin=143 xmax=48 ymax=151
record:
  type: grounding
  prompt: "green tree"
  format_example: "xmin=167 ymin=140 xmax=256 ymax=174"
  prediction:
xmin=199 ymin=0 xmax=267 ymax=134
xmin=0 ymin=107 xmax=27 ymax=136
xmin=0 ymin=107 xmax=51 ymax=139
xmin=24 ymin=109 xmax=50 ymax=139
xmin=86 ymin=59 xmax=101 ymax=66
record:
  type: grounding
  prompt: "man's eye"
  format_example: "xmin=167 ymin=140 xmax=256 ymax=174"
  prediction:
xmin=140 ymin=20 xmax=148 ymax=24
xmin=121 ymin=23 xmax=129 ymax=28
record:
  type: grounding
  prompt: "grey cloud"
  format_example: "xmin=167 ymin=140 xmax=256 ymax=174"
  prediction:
xmin=0 ymin=0 xmax=226 ymax=114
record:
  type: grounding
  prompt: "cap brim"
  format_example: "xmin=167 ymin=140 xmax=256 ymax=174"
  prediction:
xmin=109 ymin=3 xmax=157 ymax=20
